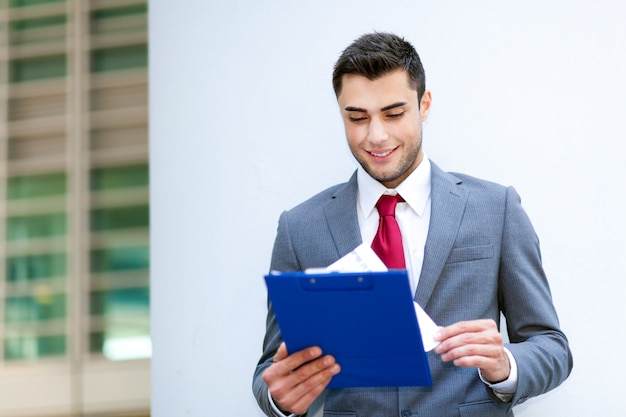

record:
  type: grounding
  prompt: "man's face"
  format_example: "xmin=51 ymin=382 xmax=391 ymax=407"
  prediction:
xmin=337 ymin=69 xmax=431 ymax=189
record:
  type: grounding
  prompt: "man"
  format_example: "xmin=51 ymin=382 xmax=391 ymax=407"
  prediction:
xmin=252 ymin=32 xmax=572 ymax=417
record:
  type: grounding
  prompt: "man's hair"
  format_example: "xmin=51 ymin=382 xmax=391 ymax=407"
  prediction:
xmin=332 ymin=32 xmax=426 ymax=100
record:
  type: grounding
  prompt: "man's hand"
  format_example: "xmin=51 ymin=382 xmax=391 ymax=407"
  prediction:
xmin=262 ymin=342 xmax=341 ymax=415
xmin=434 ymin=319 xmax=510 ymax=383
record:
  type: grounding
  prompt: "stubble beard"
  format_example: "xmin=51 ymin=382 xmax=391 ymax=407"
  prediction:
xmin=357 ymin=137 xmax=423 ymax=187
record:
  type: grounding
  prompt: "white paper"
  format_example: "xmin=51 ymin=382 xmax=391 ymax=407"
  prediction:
xmin=413 ymin=301 xmax=440 ymax=352
xmin=306 ymin=243 xmax=440 ymax=352
xmin=325 ymin=243 xmax=388 ymax=273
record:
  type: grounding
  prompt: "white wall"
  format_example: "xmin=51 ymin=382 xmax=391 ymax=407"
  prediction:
xmin=150 ymin=1 xmax=626 ymax=416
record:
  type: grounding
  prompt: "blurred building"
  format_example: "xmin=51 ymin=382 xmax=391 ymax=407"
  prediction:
xmin=0 ymin=0 xmax=149 ymax=416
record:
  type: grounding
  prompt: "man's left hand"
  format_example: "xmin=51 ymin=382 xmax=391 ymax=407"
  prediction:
xmin=434 ymin=319 xmax=510 ymax=383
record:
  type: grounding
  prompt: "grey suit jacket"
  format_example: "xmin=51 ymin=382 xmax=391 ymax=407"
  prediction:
xmin=253 ymin=161 xmax=572 ymax=417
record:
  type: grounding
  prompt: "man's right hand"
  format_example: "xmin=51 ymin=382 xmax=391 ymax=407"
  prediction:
xmin=262 ymin=342 xmax=341 ymax=415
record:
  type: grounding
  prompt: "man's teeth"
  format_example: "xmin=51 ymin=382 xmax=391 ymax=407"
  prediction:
xmin=370 ymin=150 xmax=392 ymax=157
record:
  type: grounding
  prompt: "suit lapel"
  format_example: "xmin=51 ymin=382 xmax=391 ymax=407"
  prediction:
xmin=415 ymin=162 xmax=468 ymax=309
xmin=323 ymin=172 xmax=363 ymax=259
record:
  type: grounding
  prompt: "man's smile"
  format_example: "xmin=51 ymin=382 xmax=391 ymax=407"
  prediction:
xmin=368 ymin=148 xmax=396 ymax=158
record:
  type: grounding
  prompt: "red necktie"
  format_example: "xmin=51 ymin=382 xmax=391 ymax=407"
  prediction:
xmin=371 ymin=194 xmax=406 ymax=269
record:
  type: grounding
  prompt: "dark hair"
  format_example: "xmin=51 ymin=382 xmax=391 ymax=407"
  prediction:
xmin=332 ymin=32 xmax=426 ymax=100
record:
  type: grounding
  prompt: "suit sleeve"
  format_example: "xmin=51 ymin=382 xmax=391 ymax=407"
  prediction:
xmin=498 ymin=186 xmax=573 ymax=409
xmin=252 ymin=211 xmax=302 ymax=416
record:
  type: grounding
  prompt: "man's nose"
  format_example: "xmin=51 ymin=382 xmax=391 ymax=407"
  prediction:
xmin=367 ymin=117 xmax=388 ymax=145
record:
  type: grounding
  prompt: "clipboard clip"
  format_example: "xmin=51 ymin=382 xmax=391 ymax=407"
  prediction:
xmin=300 ymin=274 xmax=374 ymax=291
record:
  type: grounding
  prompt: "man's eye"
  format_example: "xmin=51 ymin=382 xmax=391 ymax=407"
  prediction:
xmin=387 ymin=112 xmax=404 ymax=119
xmin=349 ymin=116 xmax=367 ymax=122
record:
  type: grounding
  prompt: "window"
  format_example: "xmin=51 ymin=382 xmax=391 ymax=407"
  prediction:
xmin=91 ymin=4 xmax=147 ymax=35
xmin=5 ymin=293 xmax=66 ymax=323
xmin=9 ymin=0 xmax=64 ymax=6
xmin=89 ymin=164 xmax=150 ymax=360
xmin=4 ymin=335 xmax=66 ymax=361
xmin=9 ymin=15 xmax=66 ymax=45
xmin=6 ymin=253 xmax=66 ymax=282
xmin=91 ymin=45 xmax=147 ymax=73
xmin=7 ymin=213 xmax=66 ymax=240
xmin=4 ymin=173 xmax=68 ymax=361
xmin=91 ymin=164 xmax=149 ymax=191
xmin=91 ymin=205 xmax=149 ymax=231
xmin=10 ymin=55 xmax=67 ymax=83
xmin=7 ymin=172 xmax=66 ymax=199
xmin=91 ymin=245 xmax=149 ymax=273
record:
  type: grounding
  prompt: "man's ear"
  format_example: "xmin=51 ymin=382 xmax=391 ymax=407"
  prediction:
xmin=419 ymin=90 xmax=432 ymax=121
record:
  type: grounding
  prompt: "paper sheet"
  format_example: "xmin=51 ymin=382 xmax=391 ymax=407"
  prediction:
xmin=306 ymin=243 xmax=440 ymax=352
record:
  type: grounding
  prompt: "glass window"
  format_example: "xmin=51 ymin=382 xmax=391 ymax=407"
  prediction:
xmin=10 ymin=16 xmax=66 ymax=31
xmin=4 ymin=335 xmax=66 ymax=361
xmin=89 ymin=164 xmax=150 ymax=359
xmin=5 ymin=293 xmax=66 ymax=323
xmin=90 ymin=164 xmax=148 ymax=191
xmin=92 ymin=5 xmax=147 ymax=20
xmin=9 ymin=15 xmax=66 ymax=45
xmin=7 ymin=253 xmax=66 ymax=282
xmin=7 ymin=172 xmax=66 ymax=199
xmin=91 ymin=5 xmax=147 ymax=35
xmin=7 ymin=213 xmax=66 ymax=240
xmin=90 ymin=330 xmax=151 ymax=360
xmin=91 ymin=205 xmax=148 ymax=231
xmin=90 ymin=287 xmax=149 ymax=317
xmin=91 ymin=45 xmax=147 ymax=73
xmin=10 ymin=0 xmax=64 ymax=6
xmin=89 ymin=288 xmax=150 ymax=359
xmin=10 ymin=55 xmax=66 ymax=83
xmin=91 ymin=245 xmax=149 ymax=273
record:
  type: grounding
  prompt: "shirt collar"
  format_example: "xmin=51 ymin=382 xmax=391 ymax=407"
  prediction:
xmin=357 ymin=156 xmax=432 ymax=219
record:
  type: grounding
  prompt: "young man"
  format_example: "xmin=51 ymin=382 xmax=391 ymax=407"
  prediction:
xmin=253 ymin=32 xmax=572 ymax=417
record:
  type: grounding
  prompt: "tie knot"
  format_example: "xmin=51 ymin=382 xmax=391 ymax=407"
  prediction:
xmin=376 ymin=194 xmax=403 ymax=217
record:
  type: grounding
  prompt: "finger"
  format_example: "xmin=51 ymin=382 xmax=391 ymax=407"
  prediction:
xmin=448 ymin=345 xmax=510 ymax=382
xmin=435 ymin=324 xmax=502 ymax=357
xmin=289 ymin=354 xmax=338 ymax=387
xmin=452 ymin=351 xmax=501 ymax=368
xmin=281 ymin=346 xmax=323 ymax=373
xmin=289 ymin=365 xmax=340 ymax=415
xmin=273 ymin=358 xmax=341 ymax=415
xmin=273 ymin=342 xmax=288 ymax=363
xmin=439 ymin=340 xmax=503 ymax=363
xmin=267 ymin=345 xmax=324 ymax=383
xmin=437 ymin=319 xmax=496 ymax=340
xmin=435 ymin=320 xmax=499 ymax=351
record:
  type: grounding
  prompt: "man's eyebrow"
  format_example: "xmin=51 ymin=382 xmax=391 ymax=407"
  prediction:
xmin=343 ymin=102 xmax=408 ymax=113
xmin=344 ymin=106 xmax=367 ymax=112
xmin=381 ymin=102 xmax=407 ymax=112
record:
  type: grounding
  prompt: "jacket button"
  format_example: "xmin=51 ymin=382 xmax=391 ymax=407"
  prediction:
xmin=401 ymin=409 xmax=412 ymax=417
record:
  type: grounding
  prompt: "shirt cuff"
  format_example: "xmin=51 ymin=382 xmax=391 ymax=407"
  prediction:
xmin=478 ymin=347 xmax=518 ymax=400
xmin=267 ymin=388 xmax=299 ymax=417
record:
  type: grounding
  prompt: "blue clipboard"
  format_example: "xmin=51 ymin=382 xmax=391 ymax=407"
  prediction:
xmin=264 ymin=270 xmax=432 ymax=388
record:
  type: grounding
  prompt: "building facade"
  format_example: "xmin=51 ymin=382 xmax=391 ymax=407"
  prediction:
xmin=0 ymin=0 xmax=149 ymax=415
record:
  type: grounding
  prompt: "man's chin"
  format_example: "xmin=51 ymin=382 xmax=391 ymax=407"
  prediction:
xmin=369 ymin=171 xmax=404 ymax=188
